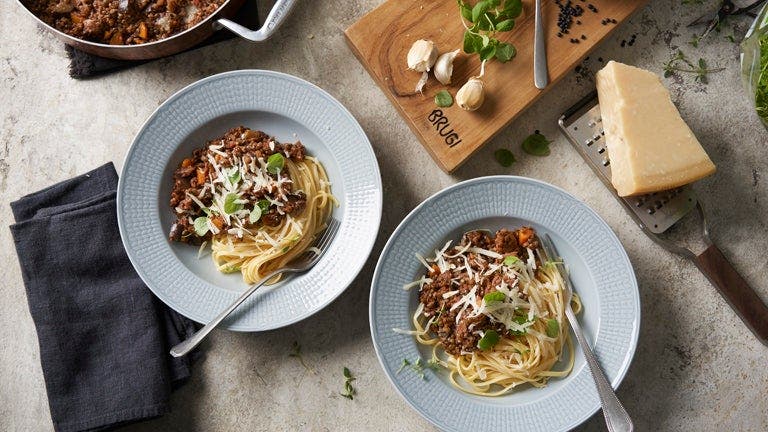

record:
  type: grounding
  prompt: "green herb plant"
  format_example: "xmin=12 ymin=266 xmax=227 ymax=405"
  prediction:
xmin=340 ymin=367 xmax=356 ymax=400
xmin=457 ymin=0 xmax=522 ymax=67
xmin=663 ymin=50 xmax=724 ymax=84
xmin=756 ymin=33 xmax=768 ymax=123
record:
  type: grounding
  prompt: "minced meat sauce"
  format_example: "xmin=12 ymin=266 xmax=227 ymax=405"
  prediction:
xmin=23 ymin=0 xmax=227 ymax=45
xmin=418 ymin=228 xmax=539 ymax=356
xmin=169 ymin=126 xmax=307 ymax=244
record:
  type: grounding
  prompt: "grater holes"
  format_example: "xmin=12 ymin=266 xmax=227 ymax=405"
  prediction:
xmin=597 ymin=147 xmax=606 ymax=154
xmin=602 ymin=157 xmax=610 ymax=166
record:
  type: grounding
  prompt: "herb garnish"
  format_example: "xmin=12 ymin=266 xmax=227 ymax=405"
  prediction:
xmin=545 ymin=319 xmax=560 ymax=338
xmin=458 ymin=0 xmax=521 ymax=63
xmin=662 ymin=50 xmax=724 ymax=84
xmin=477 ymin=329 xmax=500 ymax=350
xmin=494 ymin=148 xmax=516 ymax=167
xmin=522 ymin=133 xmax=552 ymax=156
xmin=340 ymin=367 xmax=356 ymax=400
xmin=223 ymin=193 xmax=243 ymax=214
xmin=193 ymin=217 xmax=209 ymax=236
xmin=483 ymin=291 xmax=506 ymax=305
xmin=266 ymin=153 xmax=285 ymax=174
xmin=397 ymin=357 xmax=440 ymax=380
xmin=435 ymin=90 xmax=454 ymax=107
xmin=288 ymin=341 xmax=314 ymax=374
xmin=503 ymin=255 xmax=519 ymax=266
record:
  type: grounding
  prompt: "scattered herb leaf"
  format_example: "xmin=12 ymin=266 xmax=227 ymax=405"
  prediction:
xmin=193 ymin=217 xmax=210 ymax=236
xmin=266 ymin=153 xmax=285 ymax=174
xmin=288 ymin=341 xmax=314 ymax=373
xmin=227 ymin=168 xmax=241 ymax=185
xmin=397 ymin=357 xmax=441 ymax=380
xmin=257 ymin=199 xmax=271 ymax=213
xmin=546 ymin=319 xmax=560 ymax=338
xmin=755 ymin=33 xmax=768 ymax=123
xmin=494 ymin=148 xmax=516 ymax=166
xmin=477 ymin=329 xmax=500 ymax=350
xmin=340 ymin=367 xmax=356 ymax=400
xmin=521 ymin=133 xmax=552 ymax=156
xmin=435 ymin=90 xmax=454 ymax=107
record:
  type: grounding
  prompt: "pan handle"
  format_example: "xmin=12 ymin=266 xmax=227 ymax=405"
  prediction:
xmin=694 ymin=243 xmax=768 ymax=346
xmin=215 ymin=0 xmax=298 ymax=42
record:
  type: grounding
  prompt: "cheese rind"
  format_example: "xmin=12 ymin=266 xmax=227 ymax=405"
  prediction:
xmin=595 ymin=61 xmax=716 ymax=197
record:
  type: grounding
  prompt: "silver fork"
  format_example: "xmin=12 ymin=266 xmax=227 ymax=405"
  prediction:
xmin=539 ymin=233 xmax=634 ymax=432
xmin=170 ymin=217 xmax=341 ymax=358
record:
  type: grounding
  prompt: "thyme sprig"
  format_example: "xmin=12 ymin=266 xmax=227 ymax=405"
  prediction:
xmin=662 ymin=50 xmax=724 ymax=84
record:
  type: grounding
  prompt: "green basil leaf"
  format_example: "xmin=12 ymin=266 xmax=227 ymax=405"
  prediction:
xmin=477 ymin=329 xmax=500 ymax=350
xmin=503 ymin=255 xmax=519 ymax=266
xmin=503 ymin=0 xmax=522 ymax=18
xmin=434 ymin=90 xmax=453 ymax=108
xmin=495 ymin=18 xmax=515 ymax=32
xmin=483 ymin=291 xmax=507 ymax=305
xmin=494 ymin=148 xmax=515 ymax=167
xmin=227 ymin=168 xmax=241 ymax=185
xmin=193 ymin=217 xmax=210 ymax=236
xmin=546 ymin=319 xmax=560 ymax=338
xmin=223 ymin=193 xmax=243 ymax=214
xmin=471 ymin=0 xmax=490 ymax=23
xmin=266 ymin=153 xmax=285 ymax=174
xmin=487 ymin=0 xmax=500 ymax=8
xmin=257 ymin=199 xmax=271 ymax=213
xmin=495 ymin=43 xmax=516 ymax=63
xmin=249 ymin=206 xmax=262 ymax=223
xmin=343 ymin=367 xmax=352 ymax=379
xmin=463 ymin=31 xmax=478 ymax=54
xmin=479 ymin=44 xmax=496 ymax=61
xmin=521 ymin=133 xmax=552 ymax=156
xmin=460 ymin=4 xmax=472 ymax=21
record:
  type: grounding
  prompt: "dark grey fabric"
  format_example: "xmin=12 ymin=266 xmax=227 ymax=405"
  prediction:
xmin=9 ymin=162 xmax=198 ymax=432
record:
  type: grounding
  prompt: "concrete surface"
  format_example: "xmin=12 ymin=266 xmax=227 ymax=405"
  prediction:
xmin=2 ymin=0 xmax=768 ymax=431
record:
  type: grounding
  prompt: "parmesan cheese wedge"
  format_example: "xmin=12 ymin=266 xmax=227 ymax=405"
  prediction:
xmin=596 ymin=61 xmax=716 ymax=197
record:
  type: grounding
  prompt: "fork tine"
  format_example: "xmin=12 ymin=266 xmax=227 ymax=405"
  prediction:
xmin=314 ymin=217 xmax=340 ymax=252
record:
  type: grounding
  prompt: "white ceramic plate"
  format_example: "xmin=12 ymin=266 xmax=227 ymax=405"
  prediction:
xmin=370 ymin=176 xmax=639 ymax=432
xmin=118 ymin=70 xmax=382 ymax=331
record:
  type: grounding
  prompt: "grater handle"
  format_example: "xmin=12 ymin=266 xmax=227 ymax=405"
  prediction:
xmin=694 ymin=244 xmax=768 ymax=346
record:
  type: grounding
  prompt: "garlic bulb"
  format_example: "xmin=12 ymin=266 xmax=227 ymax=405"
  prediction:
xmin=456 ymin=77 xmax=485 ymax=111
xmin=433 ymin=49 xmax=460 ymax=85
xmin=407 ymin=39 xmax=438 ymax=72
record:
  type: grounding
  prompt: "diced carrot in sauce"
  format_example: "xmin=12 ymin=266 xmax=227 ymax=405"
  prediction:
xmin=181 ymin=158 xmax=193 ymax=168
xmin=138 ymin=22 xmax=148 ymax=39
xmin=211 ymin=217 xmax=224 ymax=230
xmin=196 ymin=167 xmax=206 ymax=185
xmin=516 ymin=228 xmax=534 ymax=245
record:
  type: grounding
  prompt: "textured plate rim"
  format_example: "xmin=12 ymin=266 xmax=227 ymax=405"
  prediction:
xmin=117 ymin=69 xmax=382 ymax=331
xmin=369 ymin=175 xmax=640 ymax=432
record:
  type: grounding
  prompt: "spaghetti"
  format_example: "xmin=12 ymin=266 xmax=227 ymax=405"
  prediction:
xmin=397 ymin=228 xmax=581 ymax=396
xmin=168 ymin=126 xmax=335 ymax=284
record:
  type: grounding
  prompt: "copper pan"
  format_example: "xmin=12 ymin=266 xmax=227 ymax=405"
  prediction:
xmin=16 ymin=0 xmax=298 ymax=60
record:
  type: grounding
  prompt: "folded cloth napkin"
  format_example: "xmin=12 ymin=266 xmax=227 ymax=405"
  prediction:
xmin=10 ymin=162 xmax=198 ymax=432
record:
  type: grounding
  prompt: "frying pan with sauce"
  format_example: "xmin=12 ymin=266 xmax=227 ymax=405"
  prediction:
xmin=16 ymin=0 xmax=297 ymax=60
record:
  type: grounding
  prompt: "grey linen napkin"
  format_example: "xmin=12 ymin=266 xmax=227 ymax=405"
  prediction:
xmin=9 ymin=162 xmax=198 ymax=432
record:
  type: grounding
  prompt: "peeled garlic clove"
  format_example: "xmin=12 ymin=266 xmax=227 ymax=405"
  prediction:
xmin=415 ymin=71 xmax=429 ymax=93
xmin=456 ymin=77 xmax=485 ymax=111
xmin=434 ymin=49 xmax=460 ymax=85
xmin=407 ymin=39 xmax=438 ymax=73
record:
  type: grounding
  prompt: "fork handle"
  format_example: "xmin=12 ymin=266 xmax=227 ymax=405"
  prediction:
xmin=694 ymin=243 xmax=768 ymax=346
xmin=566 ymin=307 xmax=634 ymax=432
xmin=169 ymin=268 xmax=291 ymax=357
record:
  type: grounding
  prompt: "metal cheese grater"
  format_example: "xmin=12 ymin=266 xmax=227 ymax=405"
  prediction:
xmin=559 ymin=91 xmax=768 ymax=346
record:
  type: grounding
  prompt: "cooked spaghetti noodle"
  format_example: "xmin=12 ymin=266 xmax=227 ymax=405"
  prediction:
xmin=397 ymin=228 xmax=581 ymax=396
xmin=168 ymin=126 xmax=336 ymax=284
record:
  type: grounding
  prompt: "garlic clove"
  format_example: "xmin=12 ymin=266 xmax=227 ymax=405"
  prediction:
xmin=415 ymin=71 xmax=429 ymax=93
xmin=456 ymin=77 xmax=485 ymax=111
xmin=407 ymin=39 xmax=438 ymax=73
xmin=434 ymin=49 xmax=460 ymax=85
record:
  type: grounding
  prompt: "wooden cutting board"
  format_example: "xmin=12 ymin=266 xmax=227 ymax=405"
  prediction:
xmin=345 ymin=0 xmax=649 ymax=172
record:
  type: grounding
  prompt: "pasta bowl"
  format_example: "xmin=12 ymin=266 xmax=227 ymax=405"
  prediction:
xmin=370 ymin=176 xmax=639 ymax=432
xmin=118 ymin=70 xmax=382 ymax=331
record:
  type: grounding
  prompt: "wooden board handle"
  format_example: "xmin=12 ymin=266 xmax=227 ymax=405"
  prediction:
xmin=694 ymin=244 xmax=768 ymax=346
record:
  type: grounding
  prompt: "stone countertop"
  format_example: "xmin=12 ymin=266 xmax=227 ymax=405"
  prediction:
xmin=2 ymin=0 xmax=767 ymax=431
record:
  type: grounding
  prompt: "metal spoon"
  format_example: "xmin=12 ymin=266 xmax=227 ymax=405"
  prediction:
xmin=534 ymin=0 xmax=548 ymax=89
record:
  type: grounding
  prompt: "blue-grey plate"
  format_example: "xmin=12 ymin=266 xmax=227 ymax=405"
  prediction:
xmin=370 ymin=176 xmax=639 ymax=432
xmin=117 ymin=70 xmax=382 ymax=331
